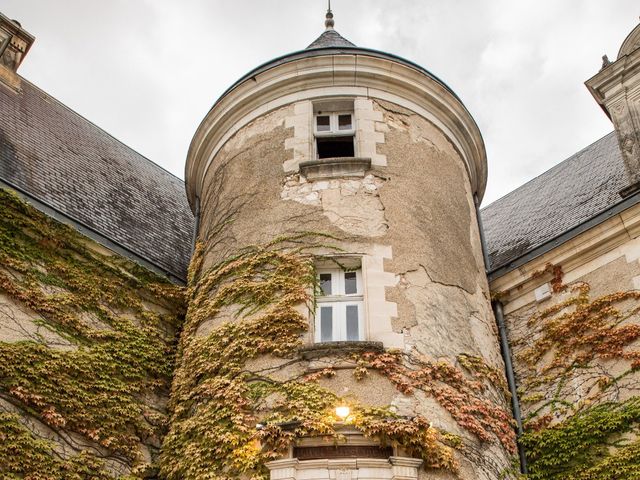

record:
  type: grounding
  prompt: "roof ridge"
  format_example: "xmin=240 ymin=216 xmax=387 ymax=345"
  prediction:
xmin=18 ymin=75 xmax=186 ymax=184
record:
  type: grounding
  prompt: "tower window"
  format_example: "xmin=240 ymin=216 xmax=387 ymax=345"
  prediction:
xmin=314 ymin=112 xmax=355 ymax=159
xmin=315 ymin=268 xmax=364 ymax=343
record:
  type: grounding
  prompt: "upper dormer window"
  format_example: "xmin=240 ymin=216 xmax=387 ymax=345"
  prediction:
xmin=314 ymin=100 xmax=355 ymax=159
xmin=315 ymin=113 xmax=353 ymax=133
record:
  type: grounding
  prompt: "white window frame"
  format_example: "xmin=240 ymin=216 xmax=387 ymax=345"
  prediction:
xmin=314 ymin=112 xmax=355 ymax=137
xmin=315 ymin=268 xmax=364 ymax=343
xmin=314 ymin=111 xmax=356 ymax=160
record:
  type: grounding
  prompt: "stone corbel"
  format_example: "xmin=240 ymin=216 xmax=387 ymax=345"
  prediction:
xmin=389 ymin=457 xmax=423 ymax=480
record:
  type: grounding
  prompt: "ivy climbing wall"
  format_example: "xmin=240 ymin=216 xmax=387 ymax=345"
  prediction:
xmin=0 ymin=94 xmax=519 ymax=479
xmin=172 ymin=99 xmax=516 ymax=480
xmin=501 ymin=238 xmax=640 ymax=479
xmin=0 ymin=189 xmax=185 ymax=478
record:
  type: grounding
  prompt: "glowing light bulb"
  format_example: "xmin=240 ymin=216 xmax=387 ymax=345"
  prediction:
xmin=335 ymin=405 xmax=350 ymax=420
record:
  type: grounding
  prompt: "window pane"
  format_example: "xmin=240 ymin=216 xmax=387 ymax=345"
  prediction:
xmin=316 ymin=115 xmax=330 ymax=132
xmin=338 ymin=114 xmax=352 ymax=130
xmin=320 ymin=306 xmax=333 ymax=342
xmin=346 ymin=305 xmax=359 ymax=341
xmin=344 ymin=271 xmax=357 ymax=294
xmin=319 ymin=273 xmax=332 ymax=295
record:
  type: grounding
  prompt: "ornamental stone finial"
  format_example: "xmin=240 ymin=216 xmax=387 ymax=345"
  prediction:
xmin=0 ymin=12 xmax=34 ymax=74
xmin=325 ymin=0 xmax=334 ymax=30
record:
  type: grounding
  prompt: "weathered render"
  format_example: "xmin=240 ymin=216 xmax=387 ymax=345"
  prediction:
xmin=174 ymin=21 xmax=514 ymax=480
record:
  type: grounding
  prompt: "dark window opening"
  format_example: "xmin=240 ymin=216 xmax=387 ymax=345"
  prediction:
xmin=317 ymin=136 xmax=354 ymax=159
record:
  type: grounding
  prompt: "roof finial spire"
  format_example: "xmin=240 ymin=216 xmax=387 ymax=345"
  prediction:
xmin=325 ymin=0 xmax=335 ymax=30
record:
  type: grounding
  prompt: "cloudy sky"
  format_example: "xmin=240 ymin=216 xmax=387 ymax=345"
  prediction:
xmin=2 ymin=1 xmax=638 ymax=205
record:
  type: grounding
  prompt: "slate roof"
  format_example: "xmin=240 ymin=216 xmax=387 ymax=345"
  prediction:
xmin=0 ymin=77 xmax=194 ymax=281
xmin=0 ymin=39 xmax=626 ymax=284
xmin=307 ymin=29 xmax=355 ymax=49
xmin=481 ymin=131 xmax=626 ymax=273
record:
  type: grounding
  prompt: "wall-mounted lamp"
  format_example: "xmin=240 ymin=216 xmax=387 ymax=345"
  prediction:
xmin=335 ymin=405 xmax=350 ymax=420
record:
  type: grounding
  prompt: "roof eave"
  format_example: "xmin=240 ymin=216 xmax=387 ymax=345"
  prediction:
xmin=487 ymin=188 xmax=640 ymax=281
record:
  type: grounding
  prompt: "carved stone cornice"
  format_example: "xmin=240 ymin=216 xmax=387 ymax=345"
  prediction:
xmin=185 ymin=50 xmax=487 ymax=210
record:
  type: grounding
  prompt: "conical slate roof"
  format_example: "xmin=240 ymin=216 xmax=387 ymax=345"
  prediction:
xmin=209 ymin=8 xmax=464 ymax=156
xmin=307 ymin=29 xmax=355 ymax=49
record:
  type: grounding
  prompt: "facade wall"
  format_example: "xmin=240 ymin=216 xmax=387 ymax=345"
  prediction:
xmin=492 ymin=203 xmax=640 ymax=478
xmin=0 ymin=189 xmax=185 ymax=478
xmin=173 ymin=96 xmax=515 ymax=480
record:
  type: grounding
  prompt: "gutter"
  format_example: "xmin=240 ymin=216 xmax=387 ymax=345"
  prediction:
xmin=0 ymin=178 xmax=186 ymax=285
xmin=474 ymin=195 xmax=491 ymax=272
xmin=477 ymin=170 xmax=640 ymax=475
xmin=480 ymin=177 xmax=640 ymax=476
xmin=191 ymin=195 xmax=200 ymax=253
xmin=487 ymin=187 xmax=640 ymax=281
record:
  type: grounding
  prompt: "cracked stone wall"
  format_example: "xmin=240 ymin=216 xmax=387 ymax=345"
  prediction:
xmin=197 ymin=97 xmax=510 ymax=479
xmin=280 ymin=173 xmax=388 ymax=237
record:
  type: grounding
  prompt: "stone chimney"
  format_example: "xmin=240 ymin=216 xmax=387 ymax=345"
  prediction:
xmin=586 ymin=19 xmax=640 ymax=197
xmin=0 ymin=12 xmax=35 ymax=88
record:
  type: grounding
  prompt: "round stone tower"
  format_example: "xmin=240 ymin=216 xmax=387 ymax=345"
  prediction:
xmin=168 ymin=11 xmax=515 ymax=480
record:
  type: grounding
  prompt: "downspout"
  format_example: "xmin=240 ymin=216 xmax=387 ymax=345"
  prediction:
xmin=474 ymin=195 xmax=528 ymax=474
xmin=191 ymin=196 xmax=201 ymax=253
xmin=474 ymin=195 xmax=491 ymax=271
xmin=493 ymin=300 xmax=528 ymax=474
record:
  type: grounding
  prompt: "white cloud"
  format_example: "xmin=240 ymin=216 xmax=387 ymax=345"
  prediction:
xmin=2 ymin=0 xmax=638 ymax=204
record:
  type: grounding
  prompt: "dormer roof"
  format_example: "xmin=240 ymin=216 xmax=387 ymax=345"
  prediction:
xmin=617 ymin=18 xmax=640 ymax=59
